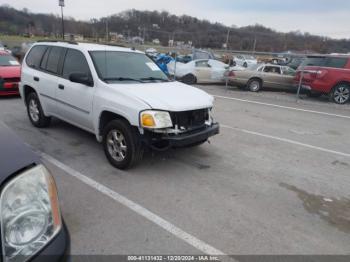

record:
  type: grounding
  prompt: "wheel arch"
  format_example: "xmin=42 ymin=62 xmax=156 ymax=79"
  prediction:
xmin=98 ymin=110 xmax=134 ymax=141
xmin=23 ymin=85 xmax=37 ymax=103
xmin=247 ymin=77 xmax=263 ymax=86
xmin=332 ymin=80 xmax=350 ymax=91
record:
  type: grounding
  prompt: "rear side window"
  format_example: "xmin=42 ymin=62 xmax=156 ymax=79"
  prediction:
xmin=26 ymin=45 xmax=47 ymax=68
xmin=46 ymin=47 xmax=64 ymax=74
xmin=62 ymin=49 xmax=91 ymax=79
xmin=195 ymin=61 xmax=209 ymax=68
xmin=301 ymin=57 xmax=326 ymax=67
xmin=264 ymin=66 xmax=281 ymax=74
xmin=324 ymin=57 xmax=348 ymax=69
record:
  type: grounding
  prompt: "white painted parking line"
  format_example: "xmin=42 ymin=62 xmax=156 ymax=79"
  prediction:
xmin=39 ymin=151 xmax=227 ymax=256
xmin=213 ymin=95 xmax=350 ymax=120
xmin=222 ymin=125 xmax=350 ymax=158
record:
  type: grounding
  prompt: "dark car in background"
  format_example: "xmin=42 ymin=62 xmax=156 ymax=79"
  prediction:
xmin=0 ymin=123 xmax=70 ymax=261
xmin=295 ymin=55 xmax=350 ymax=104
xmin=0 ymin=51 xmax=21 ymax=96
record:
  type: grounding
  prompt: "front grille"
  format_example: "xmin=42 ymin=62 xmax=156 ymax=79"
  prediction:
xmin=170 ymin=109 xmax=209 ymax=131
xmin=3 ymin=77 xmax=20 ymax=83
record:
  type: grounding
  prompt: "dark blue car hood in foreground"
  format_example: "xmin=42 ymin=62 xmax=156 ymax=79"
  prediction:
xmin=0 ymin=123 xmax=39 ymax=184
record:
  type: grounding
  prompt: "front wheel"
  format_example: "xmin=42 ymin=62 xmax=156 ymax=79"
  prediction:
xmin=247 ymin=79 xmax=262 ymax=92
xmin=331 ymin=84 xmax=350 ymax=104
xmin=182 ymin=74 xmax=197 ymax=85
xmin=26 ymin=92 xmax=51 ymax=128
xmin=103 ymin=120 xmax=143 ymax=170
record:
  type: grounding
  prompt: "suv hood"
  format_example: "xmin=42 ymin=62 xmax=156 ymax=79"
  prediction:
xmin=121 ymin=81 xmax=214 ymax=111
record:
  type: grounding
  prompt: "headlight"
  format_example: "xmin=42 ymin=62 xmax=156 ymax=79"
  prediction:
xmin=1 ymin=165 xmax=62 ymax=262
xmin=140 ymin=110 xmax=173 ymax=129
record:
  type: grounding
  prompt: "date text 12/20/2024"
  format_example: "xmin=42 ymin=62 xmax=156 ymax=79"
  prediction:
xmin=128 ymin=256 xmax=221 ymax=261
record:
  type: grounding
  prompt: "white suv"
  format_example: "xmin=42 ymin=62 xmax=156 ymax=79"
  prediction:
xmin=20 ymin=41 xmax=220 ymax=169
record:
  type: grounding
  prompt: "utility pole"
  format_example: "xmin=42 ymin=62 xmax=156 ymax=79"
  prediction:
xmin=105 ymin=18 xmax=109 ymax=42
xmin=252 ymin=36 xmax=257 ymax=54
xmin=225 ymin=28 xmax=231 ymax=50
xmin=59 ymin=0 xmax=65 ymax=40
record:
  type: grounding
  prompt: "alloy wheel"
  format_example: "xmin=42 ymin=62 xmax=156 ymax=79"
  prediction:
xmin=333 ymin=86 xmax=350 ymax=104
xmin=249 ymin=81 xmax=260 ymax=92
xmin=107 ymin=130 xmax=128 ymax=162
xmin=29 ymin=99 xmax=40 ymax=122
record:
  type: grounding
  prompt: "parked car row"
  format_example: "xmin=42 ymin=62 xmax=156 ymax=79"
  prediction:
xmin=225 ymin=55 xmax=350 ymax=104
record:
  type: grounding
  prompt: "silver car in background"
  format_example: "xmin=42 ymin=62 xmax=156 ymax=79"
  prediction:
xmin=226 ymin=64 xmax=296 ymax=92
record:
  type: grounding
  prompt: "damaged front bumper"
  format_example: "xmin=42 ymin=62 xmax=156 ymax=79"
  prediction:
xmin=142 ymin=123 xmax=220 ymax=150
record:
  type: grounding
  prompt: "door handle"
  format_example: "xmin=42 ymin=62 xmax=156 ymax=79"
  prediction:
xmin=58 ymin=84 xmax=65 ymax=90
xmin=34 ymin=77 xmax=39 ymax=82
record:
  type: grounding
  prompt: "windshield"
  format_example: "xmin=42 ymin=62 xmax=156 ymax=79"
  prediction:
xmin=90 ymin=51 xmax=169 ymax=83
xmin=0 ymin=55 xmax=20 ymax=66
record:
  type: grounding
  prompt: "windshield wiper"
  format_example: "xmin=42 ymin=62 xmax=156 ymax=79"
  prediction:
xmin=103 ymin=77 xmax=144 ymax=83
xmin=140 ymin=77 xmax=170 ymax=82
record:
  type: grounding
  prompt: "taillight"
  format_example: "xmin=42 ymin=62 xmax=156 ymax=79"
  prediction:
xmin=3 ymin=82 xmax=16 ymax=88
xmin=228 ymin=71 xmax=235 ymax=77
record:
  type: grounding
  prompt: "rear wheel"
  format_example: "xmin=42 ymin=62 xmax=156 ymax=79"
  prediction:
xmin=103 ymin=120 xmax=143 ymax=170
xmin=331 ymin=84 xmax=350 ymax=104
xmin=26 ymin=92 xmax=51 ymax=128
xmin=247 ymin=79 xmax=262 ymax=92
xmin=243 ymin=62 xmax=248 ymax=68
xmin=182 ymin=74 xmax=197 ymax=85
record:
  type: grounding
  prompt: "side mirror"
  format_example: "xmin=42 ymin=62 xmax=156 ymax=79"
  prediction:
xmin=69 ymin=73 xmax=93 ymax=87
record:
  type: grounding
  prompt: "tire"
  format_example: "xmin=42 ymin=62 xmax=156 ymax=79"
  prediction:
xmin=243 ymin=62 xmax=248 ymax=68
xmin=182 ymin=74 xmax=197 ymax=85
xmin=331 ymin=84 xmax=350 ymax=104
xmin=247 ymin=79 xmax=262 ymax=92
xmin=103 ymin=119 xmax=143 ymax=170
xmin=26 ymin=92 xmax=51 ymax=128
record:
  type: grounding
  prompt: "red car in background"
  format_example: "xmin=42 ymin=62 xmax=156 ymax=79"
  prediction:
xmin=295 ymin=55 xmax=350 ymax=104
xmin=0 ymin=51 xmax=21 ymax=96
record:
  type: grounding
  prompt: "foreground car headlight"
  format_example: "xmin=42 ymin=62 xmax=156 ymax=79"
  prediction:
xmin=1 ymin=165 xmax=62 ymax=262
xmin=140 ymin=110 xmax=173 ymax=129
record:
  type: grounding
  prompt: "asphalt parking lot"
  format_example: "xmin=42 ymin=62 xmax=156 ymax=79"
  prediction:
xmin=0 ymin=85 xmax=350 ymax=256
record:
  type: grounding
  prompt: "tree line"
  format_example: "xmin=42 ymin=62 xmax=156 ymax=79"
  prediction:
xmin=0 ymin=5 xmax=349 ymax=53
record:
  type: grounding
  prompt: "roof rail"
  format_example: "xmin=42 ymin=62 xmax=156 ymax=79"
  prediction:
xmin=101 ymin=42 xmax=127 ymax=48
xmin=36 ymin=40 xmax=79 ymax=45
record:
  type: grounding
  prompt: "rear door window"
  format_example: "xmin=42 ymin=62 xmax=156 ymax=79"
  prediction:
xmin=26 ymin=45 xmax=48 ymax=69
xmin=45 ymin=47 xmax=64 ymax=74
xmin=40 ymin=47 xmax=50 ymax=70
xmin=62 ymin=49 xmax=91 ymax=79
xmin=301 ymin=57 xmax=326 ymax=67
xmin=195 ymin=60 xmax=209 ymax=68
xmin=264 ymin=66 xmax=281 ymax=74
xmin=324 ymin=57 xmax=348 ymax=69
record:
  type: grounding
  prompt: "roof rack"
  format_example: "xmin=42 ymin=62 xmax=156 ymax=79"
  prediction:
xmin=101 ymin=42 xmax=127 ymax=48
xmin=36 ymin=40 xmax=79 ymax=45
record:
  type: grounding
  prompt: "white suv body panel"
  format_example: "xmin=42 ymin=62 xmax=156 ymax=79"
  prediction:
xmin=20 ymin=42 xmax=215 ymax=142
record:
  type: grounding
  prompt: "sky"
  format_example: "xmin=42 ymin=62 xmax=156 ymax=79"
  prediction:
xmin=1 ymin=0 xmax=349 ymax=39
